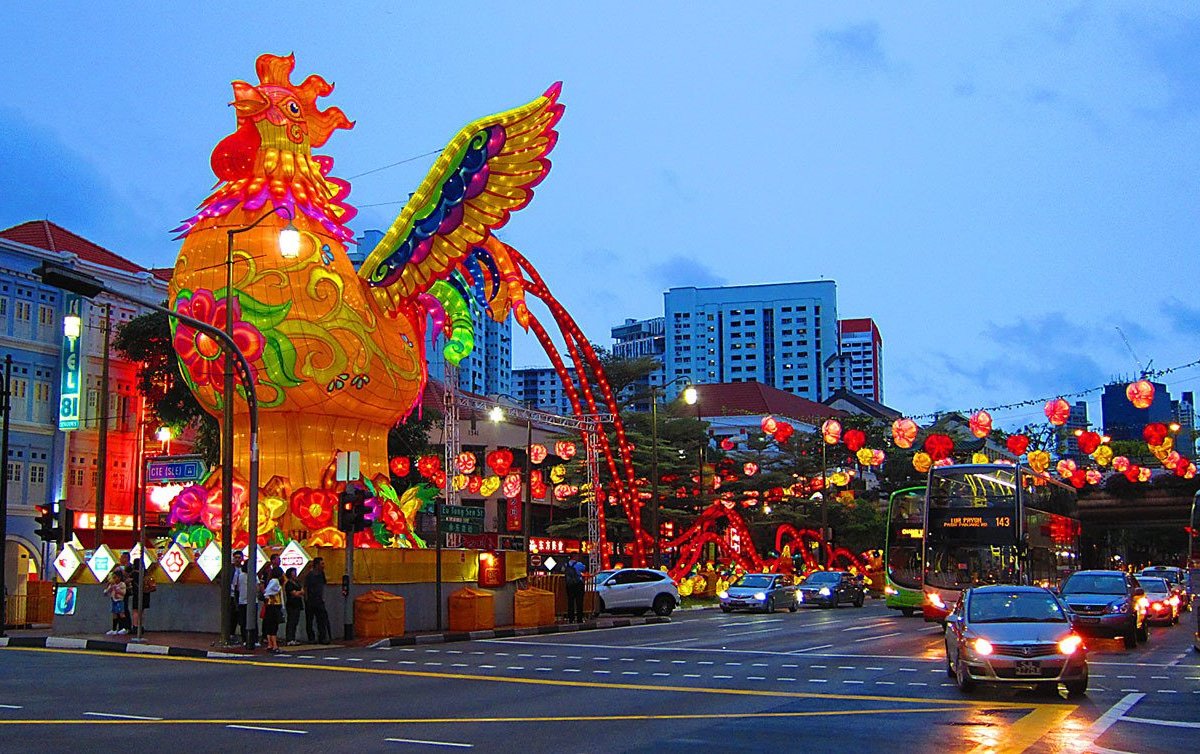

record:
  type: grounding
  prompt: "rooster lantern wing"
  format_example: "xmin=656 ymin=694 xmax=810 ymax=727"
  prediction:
xmin=169 ymin=53 xmax=563 ymax=489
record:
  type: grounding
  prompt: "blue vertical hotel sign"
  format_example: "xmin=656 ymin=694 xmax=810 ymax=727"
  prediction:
xmin=59 ymin=293 xmax=83 ymax=431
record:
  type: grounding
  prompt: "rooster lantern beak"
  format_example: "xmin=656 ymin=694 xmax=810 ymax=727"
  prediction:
xmin=230 ymin=81 xmax=269 ymax=117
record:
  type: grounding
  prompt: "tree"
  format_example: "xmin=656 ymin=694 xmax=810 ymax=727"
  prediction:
xmin=115 ymin=310 xmax=220 ymax=463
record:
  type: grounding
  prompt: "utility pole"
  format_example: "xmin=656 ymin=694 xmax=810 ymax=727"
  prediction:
xmin=95 ymin=303 xmax=111 ymax=548
xmin=0 ymin=355 xmax=12 ymax=635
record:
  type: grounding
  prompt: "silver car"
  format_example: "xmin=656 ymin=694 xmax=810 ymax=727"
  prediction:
xmin=718 ymin=573 xmax=798 ymax=613
xmin=945 ymin=585 xmax=1088 ymax=697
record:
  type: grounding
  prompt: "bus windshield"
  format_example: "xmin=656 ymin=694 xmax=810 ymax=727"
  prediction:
xmin=929 ymin=467 xmax=1018 ymax=508
xmin=926 ymin=467 xmax=1020 ymax=590
xmin=887 ymin=488 xmax=924 ymax=590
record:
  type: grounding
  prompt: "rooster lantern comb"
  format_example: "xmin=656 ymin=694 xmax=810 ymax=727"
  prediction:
xmin=168 ymin=53 xmax=564 ymax=516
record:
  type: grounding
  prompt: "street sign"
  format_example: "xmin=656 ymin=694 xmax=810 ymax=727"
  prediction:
xmin=159 ymin=542 xmax=192 ymax=582
xmin=278 ymin=540 xmax=312 ymax=573
xmin=87 ymin=544 xmax=118 ymax=582
xmin=146 ymin=455 xmax=207 ymax=484
xmin=441 ymin=504 xmax=484 ymax=534
xmin=335 ymin=451 xmax=360 ymax=482
xmin=196 ymin=541 xmax=222 ymax=582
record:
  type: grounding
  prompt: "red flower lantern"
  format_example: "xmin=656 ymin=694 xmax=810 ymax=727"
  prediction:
xmin=1005 ymin=435 xmax=1029 ymax=457
xmin=1123 ymin=465 xmax=1141 ymax=483
xmin=431 ymin=470 xmax=447 ymax=489
xmin=1044 ymin=398 xmax=1071 ymax=426
xmin=1125 ymin=380 xmax=1155 ymax=409
xmin=774 ymin=422 xmax=794 ymax=443
xmin=1056 ymin=459 xmax=1077 ymax=478
xmin=1069 ymin=469 xmax=1087 ymax=489
xmin=1112 ymin=456 xmax=1130 ymax=472
xmin=467 ymin=475 xmax=483 ymax=494
xmin=968 ymin=410 xmax=993 ymax=439
xmin=389 ymin=456 xmax=411 ymax=477
xmin=720 ymin=437 xmax=736 ymax=451
xmin=554 ymin=441 xmax=577 ymax=460
xmin=1076 ymin=431 xmax=1101 ymax=456
xmin=924 ymin=433 xmax=954 ymax=461
xmin=455 ymin=451 xmax=476 ymax=474
xmin=891 ymin=418 xmax=918 ymax=449
xmin=417 ymin=455 xmax=442 ymax=478
xmin=486 ymin=449 xmax=514 ymax=476
xmin=1142 ymin=423 xmax=1168 ymax=446
xmin=743 ymin=462 xmax=758 ymax=477
xmin=1085 ymin=469 xmax=1102 ymax=485
xmin=502 ymin=472 xmax=522 ymax=498
xmin=761 ymin=415 xmax=778 ymax=435
xmin=821 ymin=419 xmax=842 ymax=445
xmin=843 ymin=429 xmax=867 ymax=452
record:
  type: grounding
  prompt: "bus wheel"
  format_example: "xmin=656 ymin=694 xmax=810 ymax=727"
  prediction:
xmin=901 ymin=607 xmax=916 ymax=617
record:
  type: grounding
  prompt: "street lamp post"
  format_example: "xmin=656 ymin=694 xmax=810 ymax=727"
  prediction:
xmin=33 ymin=262 xmax=263 ymax=648
xmin=223 ymin=207 xmax=298 ymax=647
xmin=682 ymin=385 xmax=701 ymax=521
xmin=649 ymin=378 xmax=693 ymax=569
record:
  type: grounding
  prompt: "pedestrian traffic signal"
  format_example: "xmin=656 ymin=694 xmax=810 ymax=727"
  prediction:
xmin=34 ymin=506 xmax=59 ymax=543
xmin=337 ymin=484 xmax=371 ymax=534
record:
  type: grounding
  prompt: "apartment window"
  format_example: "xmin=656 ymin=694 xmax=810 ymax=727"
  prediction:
xmin=6 ymin=461 xmax=21 ymax=483
xmin=34 ymin=382 xmax=51 ymax=402
xmin=70 ymin=468 xmax=84 ymax=487
xmin=11 ymin=378 xmax=27 ymax=399
xmin=38 ymin=305 xmax=54 ymax=326
xmin=29 ymin=464 xmax=46 ymax=485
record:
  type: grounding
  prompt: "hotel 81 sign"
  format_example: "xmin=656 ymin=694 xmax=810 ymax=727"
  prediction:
xmin=58 ymin=293 xmax=83 ymax=431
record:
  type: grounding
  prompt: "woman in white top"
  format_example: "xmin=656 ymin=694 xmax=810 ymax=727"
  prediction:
xmin=261 ymin=574 xmax=283 ymax=652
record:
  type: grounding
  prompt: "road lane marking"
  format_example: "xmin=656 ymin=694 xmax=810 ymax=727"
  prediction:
xmin=0 ymin=705 xmax=22 ymax=710
xmin=385 ymin=737 xmax=473 ymax=748
xmin=725 ymin=628 xmax=782 ymax=637
xmin=790 ymin=645 xmax=833 ymax=653
xmin=227 ymin=724 xmax=307 ymax=735
xmin=778 ymin=678 xmax=796 ymax=682
xmin=853 ymin=632 xmax=901 ymax=643
xmin=972 ymin=705 xmax=1075 ymax=754
xmin=653 ymin=673 xmax=670 ymax=677
xmin=84 ymin=712 xmax=163 ymax=721
xmin=1066 ymin=693 xmax=1145 ymax=754
xmin=0 ymin=647 xmax=1040 ymax=709
xmin=1121 ymin=716 xmax=1200 ymax=729
xmin=714 ymin=675 xmax=733 ymax=679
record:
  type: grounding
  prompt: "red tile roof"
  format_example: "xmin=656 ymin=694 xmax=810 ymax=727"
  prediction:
xmin=0 ymin=220 xmax=148 ymax=275
xmin=149 ymin=267 xmax=174 ymax=282
xmin=693 ymin=381 xmax=846 ymax=422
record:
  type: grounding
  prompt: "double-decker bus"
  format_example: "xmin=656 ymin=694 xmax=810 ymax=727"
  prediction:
xmin=922 ymin=463 xmax=1081 ymax=623
xmin=884 ymin=486 xmax=926 ymax=616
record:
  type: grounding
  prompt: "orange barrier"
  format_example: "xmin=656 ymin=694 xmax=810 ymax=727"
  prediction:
xmin=514 ymin=587 xmax=555 ymax=627
xmin=449 ymin=586 xmax=495 ymax=632
xmin=354 ymin=590 xmax=406 ymax=638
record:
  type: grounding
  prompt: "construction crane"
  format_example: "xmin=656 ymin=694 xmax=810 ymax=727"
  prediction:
xmin=1115 ymin=326 xmax=1153 ymax=378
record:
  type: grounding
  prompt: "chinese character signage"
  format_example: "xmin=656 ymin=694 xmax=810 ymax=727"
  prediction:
xmin=506 ymin=498 xmax=521 ymax=532
xmin=57 ymin=294 xmax=84 ymax=431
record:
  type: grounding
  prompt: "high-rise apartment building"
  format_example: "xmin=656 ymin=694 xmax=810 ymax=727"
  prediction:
xmin=512 ymin=366 xmax=576 ymax=416
xmin=663 ymin=281 xmax=838 ymax=401
xmin=834 ymin=318 xmax=883 ymax=402
xmin=425 ymin=299 xmax=512 ymax=399
xmin=610 ymin=317 xmax=665 ymax=412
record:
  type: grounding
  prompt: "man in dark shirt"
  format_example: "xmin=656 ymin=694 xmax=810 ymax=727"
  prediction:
xmin=303 ymin=557 xmax=331 ymax=644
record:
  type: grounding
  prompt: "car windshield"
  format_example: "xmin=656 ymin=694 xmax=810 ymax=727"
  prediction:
xmin=1140 ymin=570 xmax=1180 ymax=584
xmin=1138 ymin=577 xmax=1171 ymax=595
xmin=968 ymin=591 xmax=1066 ymax=623
xmin=803 ymin=572 xmax=840 ymax=584
xmin=594 ymin=570 xmax=616 ymax=585
xmin=1061 ymin=574 xmax=1127 ymax=596
xmin=734 ymin=575 xmax=775 ymax=589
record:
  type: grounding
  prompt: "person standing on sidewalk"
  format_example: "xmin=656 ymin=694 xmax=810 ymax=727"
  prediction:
xmin=564 ymin=553 xmax=586 ymax=623
xmin=228 ymin=552 xmax=248 ymax=643
xmin=130 ymin=558 xmax=152 ymax=633
xmin=283 ymin=567 xmax=304 ymax=646
xmin=118 ymin=552 xmax=134 ymax=632
xmin=103 ymin=569 xmax=127 ymax=635
xmin=304 ymin=557 xmax=331 ymax=644
xmin=261 ymin=570 xmax=283 ymax=652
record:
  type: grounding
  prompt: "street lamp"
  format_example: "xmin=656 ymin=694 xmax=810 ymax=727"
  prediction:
xmin=33 ymin=261 xmax=261 ymax=649
xmin=223 ymin=205 xmax=295 ymax=648
xmin=648 ymin=379 xmax=693 ymax=569
xmin=682 ymin=385 xmax=703 ymax=516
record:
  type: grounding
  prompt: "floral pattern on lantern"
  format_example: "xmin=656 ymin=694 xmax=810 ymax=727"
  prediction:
xmin=856 ymin=447 xmax=874 ymax=466
xmin=822 ymin=419 xmax=842 ymax=445
xmin=1044 ymin=398 xmax=1071 ymax=426
xmin=1028 ymin=450 xmax=1051 ymax=474
xmin=529 ymin=444 xmax=548 ymax=465
xmin=912 ymin=452 xmax=932 ymax=473
xmin=1126 ymin=380 xmax=1155 ymax=409
xmin=971 ymin=452 xmax=989 ymax=464
xmin=891 ymin=418 xmax=918 ymax=449
xmin=554 ymin=441 xmax=577 ymax=460
xmin=969 ymin=410 xmax=993 ymax=439
xmin=389 ymin=456 xmax=410 ymax=477
xmin=923 ymin=434 xmax=954 ymax=461
xmin=761 ymin=416 xmax=778 ymax=435
xmin=1006 ymin=434 xmax=1029 ymax=457
xmin=1093 ymin=445 xmax=1114 ymax=466
xmin=1077 ymin=431 xmax=1101 ymax=456
xmin=743 ymin=462 xmax=759 ymax=477
xmin=843 ymin=429 xmax=866 ymax=452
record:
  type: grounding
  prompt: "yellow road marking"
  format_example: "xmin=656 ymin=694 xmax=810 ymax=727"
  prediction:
xmin=1 ymin=646 xmax=1050 ymax=710
xmin=970 ymin=705 xmax=1077 ymax=754
xmin=0 ymin=707 xmax=976 ymax=726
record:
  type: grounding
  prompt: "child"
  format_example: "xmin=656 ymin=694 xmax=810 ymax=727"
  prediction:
xmin=104 ymin=568 xmax=128 ymax=635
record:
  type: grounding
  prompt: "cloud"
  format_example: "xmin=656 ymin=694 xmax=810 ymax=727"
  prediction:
xmin=1122 ymin=12 xmax=1200 ymax=118
xmin=953 ymin=81 xmax=977 ymax=98
xmin=1160 ymin=297 xmax=1200 ymax=334
xmin=647 ymin=254 xmax=726 ymax=289
xmin=815 ymin=21 xmax=889 ymax=72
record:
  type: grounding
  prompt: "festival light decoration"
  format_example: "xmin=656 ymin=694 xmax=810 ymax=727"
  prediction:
xmin=891 ymin=418 xmax=918 ymax=449
xmin=486 ymin=449 xmax=514 ymax=476
xmin=856 ymin=448 xmax=874 ymax=466
xmin=1005 ymin=434 xmax=1029 ymax=457
xmin=968 ymin=410 xmax=993 ymax=439
xmin=554 ymin=441 xmax=577 ymax=460
xmin=923 ymin=434 xmax=954 ymax=462
xmin=913 ymin=452 xmax=933 ymax=473
xmin=1028 ymin=450 xmax=1051 ymax=474
xmin=1085 ymin=469 xmax=1102 ymax=485
xmin=871 ymin=449 xmax=885 ymax=466
xmin=389 ymin=457 xmax=410 ymax=477
xmin=761 ymin=416 xmax=778 ymax=435
xmin=971 ymin=452 xmax=989 ymax=464
xmin=843 ymin=429 xmax=866 ymax=452
xmin=455 ymin=451 xmax=476 ymax=474
xmin=774 ymin=422 xmax=794 ymax=443
xmin=821 ymin=420 xmax=842 ymax=445
xmin=528 ymin=444 xmax=547 ymax=465
xmin=743 ymin=462 xmax=758 ymax=477
xmin=1093 ymin=445 xmax=1114 ymax=466
xmin=1112 ymin=456 xmax=1130 ymax=472
xmin=1076 ymin=431 xmax=1101 ymax=456
xmin=1143 ymin=423 xmax=1169 ymax=446
xmin=1126 ymin=380 xmax=1155 ymax=409
xmin=1056 ymin=459 xmax=1077 ymax=478
xmin=1044 ymin=398 xmax=1071 ymax=426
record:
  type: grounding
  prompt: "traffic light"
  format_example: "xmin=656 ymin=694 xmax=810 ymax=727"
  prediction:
xmin=34 ymin=506 xmax=58 ymax=542
xmin=337 ymin=484 xmax=371 ymax=533
xmin=59 ymin=505 xmax=74 ymax=544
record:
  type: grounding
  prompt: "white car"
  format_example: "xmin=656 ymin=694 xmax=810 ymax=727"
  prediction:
xmin=594 ymin=569 xmax=680 ymax=617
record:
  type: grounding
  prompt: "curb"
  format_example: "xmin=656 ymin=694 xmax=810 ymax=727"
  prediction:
xmin=370 ymin=615 xmax=672 ymax=648
xmin=0 ymin=635 xmax=248 ymax=659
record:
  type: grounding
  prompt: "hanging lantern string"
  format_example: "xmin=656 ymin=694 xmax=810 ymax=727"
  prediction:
xmin=907 ymin=355 xmax=1200 ymax=422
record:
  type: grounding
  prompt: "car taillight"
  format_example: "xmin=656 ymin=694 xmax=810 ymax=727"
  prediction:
xmin=927 ymin=592 xmax=946 ymax=609
xmin=1057 ymin=634 xmax=1083 ymax=655
xmin=972 ymin=638 xmax=993 ymax=656
xmin=1136 ymin=597 xmax=1149 ymax=610
xmin=1152 ymin=602 xmax=1163 ymax=610
xmin=1169 ymin=596 xmax=1180 ymax=607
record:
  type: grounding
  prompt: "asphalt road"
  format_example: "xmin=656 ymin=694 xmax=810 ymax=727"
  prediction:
xmin=1 ymin=602 xmax=1197 ymax=753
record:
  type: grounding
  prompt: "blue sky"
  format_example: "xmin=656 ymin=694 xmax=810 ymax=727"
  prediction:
xmin=2 ymin=3 xmax=1198 ymax=428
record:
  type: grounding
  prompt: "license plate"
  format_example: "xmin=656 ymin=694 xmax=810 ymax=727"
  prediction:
xmin=1075 ymin=616 xmax=1099 ymax=624
xmin=1015 ymin=661 xmax=1041 ymax=677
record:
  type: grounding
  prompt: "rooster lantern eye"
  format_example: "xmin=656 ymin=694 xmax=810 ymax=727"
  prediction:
xmin=285 ymin=99 xmax=301 ymax=116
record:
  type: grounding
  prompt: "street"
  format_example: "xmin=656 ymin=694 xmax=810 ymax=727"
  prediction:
xmin=2 ymin=603 xmax=1197 ymax=753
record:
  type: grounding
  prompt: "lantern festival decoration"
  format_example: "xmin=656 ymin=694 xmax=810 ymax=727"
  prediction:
xmin=1005 ymin=434 xmax=1029 ymax=457
xmin=870 ymin=449 xmax=885 ymax=466
xmin=528 ymin=444 xmax=548 ymax=465
xmin=821 ymin=419 xmax=842 ymax=445
xmin=968 ymin=410 xmax=993 ymax=439
xmin=761 ymin=416 xmax=778 ymax=435
xmin=1043 ymin=398 xmax=1071 ymax=426
xmin=554 ymin=441 xmax=577 ymax=460
xmin=720 ymin=437 xmax=736 ymax=451
xmin=1093 ymin=445 xmax=1114 ymax=466
xmin=971 ymin=452 xmax=989 ymax=464
xmin=743 ymin=462 xmax=759 ymax=477
xmin=1027 ymin=450 xmax=1051 ymax=474
xmin=843 ymin=429 xmax=867 ymax=452
xmin=912 ymin=452 xmax=933 ymax=473
xmin=1111 ymin=456 xmax=1131 ymax=472
xmin=1125 ymin=380 xmax=1155 ymax=409
xmin=1142 ymin=423 xmax=1169 ymax=446
xmin=389 ymin=456 xmax=410 ymax=477
xmin=454 ymin=451 xmax=476 ymax=474
xmin=773 ymin=422 xmax=794 ymax=443
xmin=1085 ymin=469 xmax=1102 ymax=485
xmin=486 ymin=449 xmax=514 ymax=476
xmin=891 ymin=418 xmax=918 ymax=449
xmin=923 ymin=434 xmax=954 ymax=462
xmin=856 ymin=448 xmax=874 ymax=466
xmin=1055 ymin=459 xmax=1077 ymax=478
xmin=1076 ymin=431 xmax=1101 ymax=456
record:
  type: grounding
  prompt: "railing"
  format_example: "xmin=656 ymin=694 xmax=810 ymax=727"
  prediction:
xmin=527 ymin=572 xmax=598 ymax=617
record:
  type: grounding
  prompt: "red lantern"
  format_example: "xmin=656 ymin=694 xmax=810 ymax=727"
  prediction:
xmin=1123 ymin=465 xmax=1141 ymax=483
xmin=389 ymin=456 xmax=410 ymax=477
xmin=1005 ymin=435 xmax=1029 ymax=457
xmin=431 ymin=470 xmax=447 ymax=489
xmin=843 ymin=429 xmax=866 ymax=452
xmin=1044 ymin=398 xmax=1071 ymax=426
xmin=1076 ymin=431 xmax=1101 ymax=456
xmin=530 ymin=470 xmax=547 ymax=500
xmin=502 ymin=472 xmax=522 ymax=498
xmin=761 ymin=415 xmax=778 ymax=435
xmin=529 ymin=444 xmax=548 ymax=465
xmin=743 ymin=462 xmax=758 ymax=477
xmin=417 ymin=455 xmax=442 ymax=478
xmin=1125 ymin=380 xmax=1155 ymax=409
xmin=554 ymin=441 xmax=577 ymax=460
xmin=924 ymin=434 xmax=954 ymax=461
xmin=720 ymin=437 xmax=736 ymax=451
xmin=1142 ymin=423 xmax=1168 ymax=446
xmin=968 ymin=410 xmax=993 ymax=439
xmin=822 ymin=419 xmax=842 ymax=445
xmin=486 ymin=449 xmax=514 ymax=476
xmin=455 ymin=451 xmax=476 ymax=474
xmin=774 ymin=422 xmax=794 ymax=443
xmin=467 ymin=475 xmax=482 ymax=494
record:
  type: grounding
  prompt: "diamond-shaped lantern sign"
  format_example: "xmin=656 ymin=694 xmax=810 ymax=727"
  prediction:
xmin=241 ymin=545 xmax=269 ymax=575
xmin=53 ymin=545 xmax=83 ymax=581
xmin=543 ymin=555 xmax=558 ymax=573
xmin=87 ymin=544 xmax=119 ymax=582
xmin=196 ymin=541 xmax=223 ymax=582
xmin=129 ymin=543 xmax=157 ymax=567
xmin=158 ymin=542 xmax=192 ymax=583
xmin=278 ymin=540 xmax=311 ymax=575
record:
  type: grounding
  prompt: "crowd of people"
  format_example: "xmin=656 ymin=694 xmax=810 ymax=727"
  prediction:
xmin=102 ymin=551 xmax=152 ymax=635
xmin=227 ymin=553 xmax=331 ymax=651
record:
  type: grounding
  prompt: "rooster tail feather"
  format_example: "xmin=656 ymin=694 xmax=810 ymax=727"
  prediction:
xmin=427 ymin=280 xmax=474 ymax=366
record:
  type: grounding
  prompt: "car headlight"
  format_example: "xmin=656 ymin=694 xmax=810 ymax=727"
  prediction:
xmin=972 ymin=638 xmax=993 ymax=656
xmin=754 ymin=592 xmax=767 ymax=601
xmin=927 ymin=592 xmax=945 ymax=609
xmin=884 ymin=586 xmax=898 ymax=596
xmin=1104 ymin=600 xmax=1129 ymax=614
xmin=1168 ymin=596 xmax=1180 ymax=607
xmin=1057 ymin=634 xmax=1083 ymax=655
xmin=818 ymin=587 xmax=832 ymax=597
xmin=717 ymin=590 xmax=729 ymax=599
